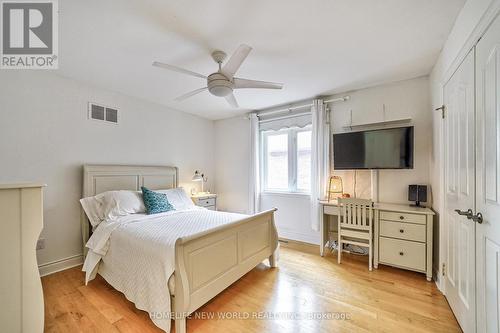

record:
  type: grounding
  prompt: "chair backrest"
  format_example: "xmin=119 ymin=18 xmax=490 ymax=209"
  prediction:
xmin=338 ymin=198 xmax=373 ymax=230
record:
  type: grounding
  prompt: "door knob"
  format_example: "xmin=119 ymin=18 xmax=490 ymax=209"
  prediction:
xmin=470 ymin=212 xmax=483 ymax=224
xmin=454 ymin=209 xmax=473 ymax=218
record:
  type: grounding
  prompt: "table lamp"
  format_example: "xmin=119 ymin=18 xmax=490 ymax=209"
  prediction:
xmin=192 ymin=170 xmax=207 ymax=194
xmin=327 ymin=176 xmax=343 ymax=202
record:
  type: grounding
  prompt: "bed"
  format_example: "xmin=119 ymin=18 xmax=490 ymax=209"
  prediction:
xmin=80 ymin=165 xmax=279 ymax=333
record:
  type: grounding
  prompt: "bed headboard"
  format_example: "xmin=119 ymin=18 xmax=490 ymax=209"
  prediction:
xmin=81 ymin=164 xmax=178 ymax=255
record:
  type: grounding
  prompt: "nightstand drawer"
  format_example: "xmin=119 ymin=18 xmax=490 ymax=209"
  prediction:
xmin=379 ymin=220 xmax=426 ymax=242
xmin=205 ymin=205 xmax=216 ymax=211
xmin=379 ymin=237 xmax=426 ymax=271
xmin=379 ymin=211 xmax=426 ymax=225
xmin=196 ymin=198 xmax=216 ymax=207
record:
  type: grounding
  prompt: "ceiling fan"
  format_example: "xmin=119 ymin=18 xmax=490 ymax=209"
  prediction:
xmin=152 ymin=44 xmax=283 ymax=108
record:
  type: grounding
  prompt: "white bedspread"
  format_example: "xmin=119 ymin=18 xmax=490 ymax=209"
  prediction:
xmin=82 ymin=207 xmax=248 ymax=332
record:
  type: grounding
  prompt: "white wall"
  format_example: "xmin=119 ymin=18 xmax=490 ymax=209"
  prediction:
xmin=0 ymin=71 xmax=215 ymax=272
xmin=429 ymin=0 xmax=498 ymax=287
xmin=330 ymin=76 xmax=432 ymax=204
xmin=260 ymin=193 xmax=316 ymax=244
xmin=215 ymin=76 xmax=432 ymax=245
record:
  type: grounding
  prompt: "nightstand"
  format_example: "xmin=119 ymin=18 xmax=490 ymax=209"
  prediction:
xmin=191 ymin=193 xmax=217 ymax=210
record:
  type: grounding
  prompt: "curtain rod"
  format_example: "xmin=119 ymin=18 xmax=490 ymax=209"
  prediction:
xmin=256 ymin=95 xmax=350 ymax=117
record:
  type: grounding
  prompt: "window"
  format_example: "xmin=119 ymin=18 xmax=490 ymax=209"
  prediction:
xmin=266 ymin=133 xmax=289 ymax=190
xmin=262 ymin=127 xmax=312 ymax=193
xmin=296 ymin=130 xmax=312 ymax=191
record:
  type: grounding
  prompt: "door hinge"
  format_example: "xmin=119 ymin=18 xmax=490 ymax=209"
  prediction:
xmin=442 ymin=263 xmax=446 ymax=277
xmin=435 ymin=105 xmax=445 ymax=119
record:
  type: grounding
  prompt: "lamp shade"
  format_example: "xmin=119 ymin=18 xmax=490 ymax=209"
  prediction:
xmin=192 ymin=170 xmax=203 ymax=182
xmin=328 ymin=176 xmax=343 ymax=201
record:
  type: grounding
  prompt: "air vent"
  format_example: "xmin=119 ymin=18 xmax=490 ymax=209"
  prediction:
xmin=105 ymin=108 xmax=118 ymax=123
xmin=90 ymin=104 xmax=104 ymax=120
xmin=88 ymin=103 xmax=119 ymax=124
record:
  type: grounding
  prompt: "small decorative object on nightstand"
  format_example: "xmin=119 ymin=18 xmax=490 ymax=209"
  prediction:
xmin=192 ymin=170 xmax=208 ymax=193
xmin=191 ymin=193 xmax=217 ymax=211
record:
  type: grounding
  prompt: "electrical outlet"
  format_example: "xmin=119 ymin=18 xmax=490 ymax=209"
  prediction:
xmin=36 ymin=238 xmax=45 ymax=250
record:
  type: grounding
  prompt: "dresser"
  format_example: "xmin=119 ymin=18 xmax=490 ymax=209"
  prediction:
xmin=191 ymin=193 xmax=217 ymax=210
xmin=320 ymin=200 xmax=435 ymax=281
xmin=0 ymin=183 xmax=45 ymax=332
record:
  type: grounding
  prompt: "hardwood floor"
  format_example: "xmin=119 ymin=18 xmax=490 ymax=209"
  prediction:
xmin=42 ymin=242 xmax=461 ymax=332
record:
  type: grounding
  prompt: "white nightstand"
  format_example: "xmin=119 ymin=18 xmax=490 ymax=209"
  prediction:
xmin=191 ymin=193 xmax=217 ymax=210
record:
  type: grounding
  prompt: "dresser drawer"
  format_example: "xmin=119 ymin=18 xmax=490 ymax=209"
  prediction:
xmin=379 ymin=211 xmax=426 ymax=225
xmin=196 ymin=198 xmax=216 ymax=207
xmin=379 ymin=220 xmax=426 ymax=242
xmin=379 ymin=237 xmax=426 ymax=271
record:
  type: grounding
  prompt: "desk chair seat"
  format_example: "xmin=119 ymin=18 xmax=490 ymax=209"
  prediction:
xmin=337 ymin=198 xmax=374 ymax=271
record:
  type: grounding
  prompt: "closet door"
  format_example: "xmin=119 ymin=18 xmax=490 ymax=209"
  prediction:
xmin=443 ymin=49 xmax=476 ymax=333
xmin=475 ymin=13 xmax=500 ymax=333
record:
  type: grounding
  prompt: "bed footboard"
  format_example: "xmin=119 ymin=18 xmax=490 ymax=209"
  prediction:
xmin=173 ymin=208 xmax=278 ymax=333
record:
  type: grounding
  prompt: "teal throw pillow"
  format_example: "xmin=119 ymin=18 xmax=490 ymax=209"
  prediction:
xmin=141 ymin=186 xmax=175 ymax=215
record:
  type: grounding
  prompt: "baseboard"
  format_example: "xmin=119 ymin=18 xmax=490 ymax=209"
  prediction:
xmin=279 ymin=237 xmax=318 ymax=247
xmin=38 ymin=254 xmax=83 ymax=277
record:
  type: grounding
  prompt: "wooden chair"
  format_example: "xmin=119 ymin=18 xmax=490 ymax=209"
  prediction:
xmin=337 ymin=198 xmax=374 ymax=270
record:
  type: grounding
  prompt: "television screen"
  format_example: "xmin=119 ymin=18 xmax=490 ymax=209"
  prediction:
xmin=333 ymin=126 xmax=414 ymax=169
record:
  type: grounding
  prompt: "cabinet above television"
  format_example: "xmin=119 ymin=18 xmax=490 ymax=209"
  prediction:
xmin=342 ymin=117 xmax=412 ymax=131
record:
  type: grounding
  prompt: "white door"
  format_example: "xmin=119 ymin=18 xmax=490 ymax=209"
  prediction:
xmin=444 ymin=48 xmax=476 ymax=333
xmin=475 ymin=13 xmax=500 ymax=333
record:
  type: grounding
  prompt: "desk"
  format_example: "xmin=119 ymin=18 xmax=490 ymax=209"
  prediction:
xmin=319 ymin=200 xmax=435 ymax=281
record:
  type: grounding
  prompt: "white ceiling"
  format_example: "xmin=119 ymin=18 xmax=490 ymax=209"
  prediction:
xmin=58 ymin=0 xmax=465 ymax=120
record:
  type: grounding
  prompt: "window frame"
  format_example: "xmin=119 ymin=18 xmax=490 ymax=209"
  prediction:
xmin=261 ymin=125 xmax=312 ymax=194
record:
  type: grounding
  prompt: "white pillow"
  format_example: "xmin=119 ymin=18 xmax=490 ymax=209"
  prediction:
xmin=80 ymin=196 xmax=102 ymax=227
xmin=156 ymin=187 xmax=195 ymax=211
xmin=80 ymin=190 xmax=145 ymax=227
xmin=111 ymin=190 xmax=145 ymax=215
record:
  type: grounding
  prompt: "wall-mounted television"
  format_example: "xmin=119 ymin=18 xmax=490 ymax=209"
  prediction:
xmin=333 ymin=126 xmax=414 ymax=170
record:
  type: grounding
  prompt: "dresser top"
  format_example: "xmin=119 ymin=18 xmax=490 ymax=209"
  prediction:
xmin=319 ymin=200 xmax=434 ymax=215
xmin=0 ymin=182 xmax=46 ymax=189
xmin=191 ymin=193 xmax=217 ymax=199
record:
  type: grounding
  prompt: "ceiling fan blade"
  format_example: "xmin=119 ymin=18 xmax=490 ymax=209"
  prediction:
xmin=225 ymin=93 xmax=239 ymax=108
xmin=221 ymin=44 xmax=252 ymax=79
xmin=174 ymin=87 xmax=208 ymax=101
xmin=153 ymin=61 xmax=206 ymax=79
xmin=233 ymin=77 xmax=283 ymax=90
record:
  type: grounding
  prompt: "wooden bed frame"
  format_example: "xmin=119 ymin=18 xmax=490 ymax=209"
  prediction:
xmin=81 ymin=165 xmax=279 ymax=333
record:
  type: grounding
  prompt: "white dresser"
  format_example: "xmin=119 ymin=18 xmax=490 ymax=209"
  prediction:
xmin=374 ymin=205 xmax=434 ymax=281
xmin=191 ymin=193 xmax=217 ymax=210
xmin=0 ymin=183 xmax=45 ymax=332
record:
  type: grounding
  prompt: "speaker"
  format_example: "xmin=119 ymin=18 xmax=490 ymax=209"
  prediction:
xmin=408 ymin=185 xmax=418 ymax=202
xmin=408 ymin=185 xmax=427 ymax=206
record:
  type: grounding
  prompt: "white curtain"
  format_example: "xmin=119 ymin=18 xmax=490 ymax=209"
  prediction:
xmin=248 ymin=113 xmax=260 ymax=214
xmin=310 ymin=99 xmax=330 ymax=231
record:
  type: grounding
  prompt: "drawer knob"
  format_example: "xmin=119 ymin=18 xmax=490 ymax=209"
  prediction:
xmin=399 ymin=229 xmax=404 ymax=233
xmin=399 ymin=251 xmax=404 ymax=256
xmin=399 ymin=215 xmax=404 ymax=220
